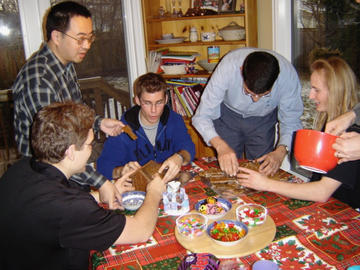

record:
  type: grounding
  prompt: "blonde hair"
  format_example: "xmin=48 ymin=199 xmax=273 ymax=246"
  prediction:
xmin=310 ymin=56 xmax=359 ymax=130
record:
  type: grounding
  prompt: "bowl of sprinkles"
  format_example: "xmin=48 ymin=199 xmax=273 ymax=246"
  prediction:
xmin=176 ymin=213 xmax=208 ymax=239
xmin=207 ymin=220 xmax=248 ymax=246
xmin=236 ymin=204 xmax=267 ymax=227
xmin=195 ymin=197 xmax=232 ymax=220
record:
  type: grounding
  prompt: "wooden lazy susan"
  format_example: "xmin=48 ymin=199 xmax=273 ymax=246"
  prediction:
xmin=175 ymin=204 xmax=276 ymax=258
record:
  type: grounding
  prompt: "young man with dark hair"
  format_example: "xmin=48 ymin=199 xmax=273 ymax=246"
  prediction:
xmin=192 ymin=48 xmax=303 ymax=177
xmin=0 ymin=102 xmax=166 ymax=270
xmin=97 ymin=72 xmax=195 ymax=182
xmin=12 ymin=1 xmax=124 ymax=208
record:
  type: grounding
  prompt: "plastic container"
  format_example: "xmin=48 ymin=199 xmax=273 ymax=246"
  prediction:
xmin=252 ymin=260 xmax=278 ymax=270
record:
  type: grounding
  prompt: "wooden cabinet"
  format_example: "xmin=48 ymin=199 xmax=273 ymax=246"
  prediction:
xmin=141 ymin=0 xmax=257 ymax=67
xmin=141 ymin=0 xmax=258 ymax=158
xmin=184 ymin=118 xmax=216 ymax=159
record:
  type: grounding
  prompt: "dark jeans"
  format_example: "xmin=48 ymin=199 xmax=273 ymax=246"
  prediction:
xmin=213 ymin=103 xmax=277 ymax=160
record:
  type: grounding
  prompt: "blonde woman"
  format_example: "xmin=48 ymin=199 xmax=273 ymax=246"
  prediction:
xmin=236 ymin=56 xmax=360 ymax=209
xmin=310 ymin=56 xmax=358 ymax=131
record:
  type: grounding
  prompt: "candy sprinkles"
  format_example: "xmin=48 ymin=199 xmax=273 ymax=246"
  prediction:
xmin=176 ymin=213 xmax=207 ymax=238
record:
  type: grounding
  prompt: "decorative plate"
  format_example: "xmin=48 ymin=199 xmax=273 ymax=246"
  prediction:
xmin=155 ymin=37 xmax=186 ymax=44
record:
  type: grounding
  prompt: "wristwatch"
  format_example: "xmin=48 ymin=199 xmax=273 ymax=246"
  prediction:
xmin=175 ymin=152 xmax=184 ymax=163
xmin=278 ymin=144 xmax=289 ymax=154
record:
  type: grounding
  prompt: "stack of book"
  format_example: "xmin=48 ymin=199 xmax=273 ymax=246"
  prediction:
xmin=160 ymin=51 xmax=200 ymax=73
xmin=166 ymin=79 xmax=204 ymax=117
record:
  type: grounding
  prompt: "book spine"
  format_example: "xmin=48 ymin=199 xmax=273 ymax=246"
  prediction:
xmin=173 ymin=87 xmax=191 ymax=117
xmin=183 ymin=87 xmax=197 ymax=112
xmin=180 ymin=91 xmax=193 ymax=115
xmin=186 ymin=86 xmax=199 ymax=105
xmin=166 ymin=80 xmax=198 ymax=87
xmin=174 ymin=92 xmax=186 ymax=116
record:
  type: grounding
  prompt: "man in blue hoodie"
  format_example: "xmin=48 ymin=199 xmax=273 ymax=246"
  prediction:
xmin=97 ymin=73 xmax=195 ymax=182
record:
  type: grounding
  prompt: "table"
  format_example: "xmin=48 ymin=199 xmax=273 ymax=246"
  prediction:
xmin=90 ymin=158 xmax=360 ymax=270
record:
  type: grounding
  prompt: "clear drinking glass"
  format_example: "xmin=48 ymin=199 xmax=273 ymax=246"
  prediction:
xmin=171 ymin=0 xmax=177 ymax=16
xmin=177 ymin=0 xmax=183 ymax=17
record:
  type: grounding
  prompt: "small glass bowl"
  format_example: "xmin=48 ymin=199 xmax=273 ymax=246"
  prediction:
xmin=236 ymin=204 xmax=268 ymax=227
xmin=207 ymin=219 xmax=248 ymax=246
xmin=176 ymin=213 xmax=208 ymax=239
xmin=195 ymin=197 xmax=232 ymax=220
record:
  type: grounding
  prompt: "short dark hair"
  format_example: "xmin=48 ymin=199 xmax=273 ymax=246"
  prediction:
xmin=46 ymin=1 xmax=91 ymax=41
xmin=133 ymin=72 xmax=168 ymax=98
xmin=242 ymin=51 xmax=280 ymax=94
xmin=31 ymin=102 xmax=95 ymax=163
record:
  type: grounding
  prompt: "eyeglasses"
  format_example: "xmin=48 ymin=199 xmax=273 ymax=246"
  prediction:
xmin=243 ymin=85 xmax=271 ymax=99
xmin=59 ymin=30 xmax=96 ymax=46
xmin=140 ymin=99 xmax=166 ymax=108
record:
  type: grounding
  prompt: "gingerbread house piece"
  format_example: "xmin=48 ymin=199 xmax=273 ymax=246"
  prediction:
xmin=129 ymin=160 xmax=164 ymax=191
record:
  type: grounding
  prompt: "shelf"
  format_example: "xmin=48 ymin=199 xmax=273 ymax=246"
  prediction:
xmin=146 ymin=13 xmax=245 ymax=22
xmin=149 ymin=39 xmax=246 ymax=49
xmin=162 ymin=70 xmax=211 ymax=79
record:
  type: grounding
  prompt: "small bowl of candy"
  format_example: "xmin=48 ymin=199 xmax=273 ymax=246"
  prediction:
xmin=207 ymin=219 xmax=248 ymax=246
xmin=176 ymin=212 xmax=208 ymax=239
xmin=122 ymin=191 xmax=146 ymax=211
xmin=195 ymin=197 xmax=232 ymax=220
xmin=236 ymin=204 xmax=267 ymax=227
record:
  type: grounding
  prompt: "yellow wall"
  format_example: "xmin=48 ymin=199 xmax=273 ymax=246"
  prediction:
xmin=257 ymin=0 xmax=273 ymax=50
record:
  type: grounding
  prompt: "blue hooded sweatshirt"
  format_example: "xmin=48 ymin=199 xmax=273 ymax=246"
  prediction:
xmin=97 ymin=105 xmax=195 ymax=180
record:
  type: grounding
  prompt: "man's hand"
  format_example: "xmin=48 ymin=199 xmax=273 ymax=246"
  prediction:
xmin=159 ymin=154 xmax=182 ymax=183
xmin=98 ymin=180 xmax=122 ymax=210
xmin=100 ymin=118 xmax=125 ymax=136
xmin=112 ymin=162 xmax=141 ymax=180
xmin=333 ymin=132 xmax=360 ymax=163
xmin=122 ymin=161 xmax=141 ymax=176
xmin=256 ymin=146 xmax=287 ymax=176
xmin=325 ymin=110 xmax=356 ymax=136
xmin=237 ymin=167 xmax=269 ymax=191
xmin=211 ymin=136 xmax=238 ymax=176
xmin=114 ymin=171 xmax=135 ymax=195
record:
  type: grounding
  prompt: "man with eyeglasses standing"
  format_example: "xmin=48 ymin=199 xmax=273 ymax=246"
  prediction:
xmin=192 ymin=48 xmax=303 ymax=177
xmin=97 ymin=72 xmax=195 ymax=183
xmin=12 ymin=1 xmax=125 ymax=209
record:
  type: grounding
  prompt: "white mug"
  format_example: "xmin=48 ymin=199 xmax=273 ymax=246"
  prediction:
xmin=201 ymin=32 xmax=216 ymax=42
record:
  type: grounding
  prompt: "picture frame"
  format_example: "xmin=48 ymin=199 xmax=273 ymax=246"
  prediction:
xmin=191 ymin=0 xmax=220 ymax=12
xmin=218 ymin=0 xmax=236 ymax=13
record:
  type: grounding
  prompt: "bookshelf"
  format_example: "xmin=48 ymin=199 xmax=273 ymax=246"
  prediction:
xmin=166 ymin=79 xmax=216 ymax=158
xmin=141 ymin=0 xmax=258 ymax=72
xmin=141 ymin=0 xmax=258 ymax=158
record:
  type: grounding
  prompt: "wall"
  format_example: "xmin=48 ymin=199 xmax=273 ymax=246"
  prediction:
xmin=257 ymin=0 xmax=273 ymax=50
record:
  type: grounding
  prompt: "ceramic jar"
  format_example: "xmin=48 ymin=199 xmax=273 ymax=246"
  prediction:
xmin=189 ymin=26 xmax=198 ymax=42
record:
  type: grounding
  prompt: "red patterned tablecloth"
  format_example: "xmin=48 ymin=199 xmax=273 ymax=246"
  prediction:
xmin=90 ymin=158 xmax=360 ymax=270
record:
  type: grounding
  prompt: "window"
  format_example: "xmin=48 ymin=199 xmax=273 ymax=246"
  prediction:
xmin=51 ymin=0 xmax=130 ymax=92
xmin=292 ymin=0 xmax=360 ymax=129
xmin=0 ymin=0 xmax=25 ymax=90
xmin=293 ymin=0 xmax=360 ymax=78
